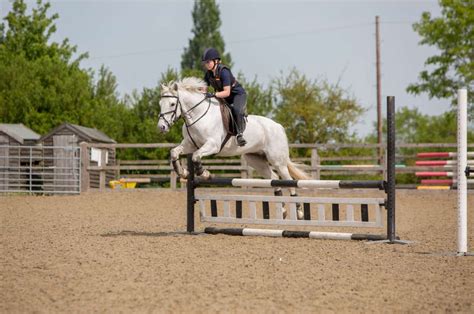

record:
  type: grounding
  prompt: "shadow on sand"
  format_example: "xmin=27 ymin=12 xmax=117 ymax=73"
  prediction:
xmin=100 ymin=230 xmax=204 ymax=237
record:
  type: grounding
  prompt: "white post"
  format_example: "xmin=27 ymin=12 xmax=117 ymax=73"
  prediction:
xmin=457 ymin=89 xmax=468 ymax=255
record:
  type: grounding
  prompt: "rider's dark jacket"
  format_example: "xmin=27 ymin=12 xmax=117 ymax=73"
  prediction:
xmin=204 ymin=64 xmax=246 ymax=104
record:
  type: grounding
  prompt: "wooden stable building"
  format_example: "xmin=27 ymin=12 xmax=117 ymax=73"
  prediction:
xmin=0 ymin=123 xmax=41 ymax=191
xmin=40 ymin=123 xmax=116 ymax=190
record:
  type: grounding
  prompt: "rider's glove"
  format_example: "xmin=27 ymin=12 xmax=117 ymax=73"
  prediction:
xmin=205 ymin=92 xmax=215 ymax=98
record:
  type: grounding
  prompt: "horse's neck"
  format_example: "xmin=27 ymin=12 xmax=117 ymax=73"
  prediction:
xmin=182 ymin=92 xmax=220 ymax=127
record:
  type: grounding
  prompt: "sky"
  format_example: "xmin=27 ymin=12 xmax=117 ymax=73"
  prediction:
xmin=1 ymin=0 xmax=448 ymax=137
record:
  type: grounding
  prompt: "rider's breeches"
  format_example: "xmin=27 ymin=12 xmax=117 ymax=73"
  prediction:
xmin=230 ymin=94 xmax=247 ymax=134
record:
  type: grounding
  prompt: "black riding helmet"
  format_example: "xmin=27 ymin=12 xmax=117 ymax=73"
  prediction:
xmin=202 ymin=48 xmax=220 ymax=61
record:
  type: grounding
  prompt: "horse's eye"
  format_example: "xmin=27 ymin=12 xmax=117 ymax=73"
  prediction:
xmin=170 ymin=103 xmax=176 ymax=107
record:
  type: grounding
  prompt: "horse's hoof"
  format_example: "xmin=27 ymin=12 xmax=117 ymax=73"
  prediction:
xmin=297 ymin=209 xmax=304 ymax=220
xmin=180 ymin=169 xmax=189 ymax=180
xmin=296 ymin=203 xmax=304 ymax=220
xmin=199 ymin=169 xmax=212 ymax=180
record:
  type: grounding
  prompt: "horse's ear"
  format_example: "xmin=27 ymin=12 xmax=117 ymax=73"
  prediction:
xmin=172 ymin=82 xmax=178 ymax=91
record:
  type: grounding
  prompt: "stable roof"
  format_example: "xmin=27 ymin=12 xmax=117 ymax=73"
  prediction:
xmin=40 ymin=123 xmax=116 ymax=143
xmin=0 ymin=123 xmax=41 ymax=144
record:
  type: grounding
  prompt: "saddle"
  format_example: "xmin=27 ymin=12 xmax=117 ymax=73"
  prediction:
xmin=218 ymin=99 xmax=239 ymax=136
xmin=216 ymin=99 xmax=248 ymax=151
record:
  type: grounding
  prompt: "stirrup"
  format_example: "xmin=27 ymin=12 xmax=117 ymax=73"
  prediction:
xmin=236 ymin=134 xmax=247 ymax=146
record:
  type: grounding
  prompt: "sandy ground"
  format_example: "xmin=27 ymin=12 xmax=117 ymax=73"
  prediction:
xmin=1 ymin=188 xmax=473 ymax=313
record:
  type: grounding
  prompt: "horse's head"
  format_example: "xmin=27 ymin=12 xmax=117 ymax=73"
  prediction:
xmin=158 ymin=77 xmax=209 ymax=133
xmin=158 ymin=81 xmax=181 ymax=133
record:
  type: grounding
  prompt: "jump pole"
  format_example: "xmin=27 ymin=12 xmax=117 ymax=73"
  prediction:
xmin=457 ymin=89 xmax=468 ymax=255
xmin=376 ymin=96 xmax=408 ymax=245
xmin=386 ymin=96 xmax=396 ymax=242
xmin=187 ymin=154 xmax=196 ymax=233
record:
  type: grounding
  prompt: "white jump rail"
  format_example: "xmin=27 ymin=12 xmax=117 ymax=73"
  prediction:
xmin=197 ymin=194 xmax=384 ymax=228
xmin=457 ymin=89 xmax=470 ymax=256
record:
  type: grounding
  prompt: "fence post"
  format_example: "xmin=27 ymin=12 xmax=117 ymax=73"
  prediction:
xmin=240 ymin=156 xmax=248 ymax=179
xmin=80 ymin=142 xmax=89 ymax=193
xmin=115 ymin=159 xmax=121 ymax=181
xmin=311 ymin=148 xmax=320 ymax=179
xmin=29 ymin=147 xmax=32 ymax=192
xmin=382 ymin=149 xmax=388 ymax=182
xmin=170 ymin=161 xmax=177 ymax=190
xmin=99 ymin=149 xmax=106 ymax=191
xmin=240 ymin=156 xmax=252 ymax=189
xmin=379 ymin=144 xmax=385 ymax=172
xmin=247 ymin=160 xmax=253 ymax=179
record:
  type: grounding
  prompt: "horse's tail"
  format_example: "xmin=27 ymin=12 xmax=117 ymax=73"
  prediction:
xmin=288 ymin=159 xmax=311 ymax=180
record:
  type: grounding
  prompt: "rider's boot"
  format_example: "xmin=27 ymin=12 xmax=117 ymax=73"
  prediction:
xmin=235 ymin=114 xmax=247 ymax=147
xmin=236 ymin=133 xmax=247 ymax=146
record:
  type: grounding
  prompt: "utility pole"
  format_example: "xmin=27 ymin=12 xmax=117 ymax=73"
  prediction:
xmin=376 ymin=16 xmax=383 ymax=163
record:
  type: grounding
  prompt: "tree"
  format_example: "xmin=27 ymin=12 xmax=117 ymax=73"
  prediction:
xmin=272 ymin=69 xmax=364 ymax=145
xmin=0 ymin=50 xmax=93 ymax=134
xmin=122 ymin=68 xmax=183 ymax=159
xmin=407 ymin=0 xmax=473 ymax=113
xmin=87 ymin=66 xmax=138 ymax=143
xmin=0 ymin=0 xmax=87 ymax=64
xmin=237 ymin=74 xmax=273 ymax=117
xmin=394 ymin=107 xmax=456 ymax=143
xmin=387 ymin=107 xmax=474 ymax=144
xmin=180 ymin=0 xmax=232 ymax=73
xmin=0 ymin=0 xmax=92 ymax=134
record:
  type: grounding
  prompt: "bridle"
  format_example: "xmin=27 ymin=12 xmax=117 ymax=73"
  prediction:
xmin=159 ymin=91 xmax=212 ymax=148
xmin=159 ymin=94 xmax=180 ymax=130
xmin=160 ymin=92 xmax=211 ymax=127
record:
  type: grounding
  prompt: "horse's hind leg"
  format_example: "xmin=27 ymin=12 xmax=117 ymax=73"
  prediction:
xmin=243 ymin=153 xmax=278 ymax=180
xmin=274 ymin=164 xmax=304 ymax=220
xmin=243 ymin=154 xmax=288 ymax=218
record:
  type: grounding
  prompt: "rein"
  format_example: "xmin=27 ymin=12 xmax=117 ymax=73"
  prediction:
xmin=160 ymin=92 xmax=211 ymax=149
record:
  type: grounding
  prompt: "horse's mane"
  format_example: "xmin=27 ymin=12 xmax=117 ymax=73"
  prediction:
xmin=162 ymin=77 xmax=207 ymax=94
xmin=179 ymin=77 xmax=207 ymax=92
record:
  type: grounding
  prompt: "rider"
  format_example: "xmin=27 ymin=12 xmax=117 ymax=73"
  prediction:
xmin=202 ymin=47 xmax=247 ymax=147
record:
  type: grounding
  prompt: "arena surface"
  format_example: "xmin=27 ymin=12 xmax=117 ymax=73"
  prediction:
xmin=1 ymin=189 xmax=473 ymax=312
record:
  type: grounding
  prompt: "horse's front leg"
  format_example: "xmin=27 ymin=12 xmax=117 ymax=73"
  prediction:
xmin=191 ymin=140 xmax=220 ymax=180
xmin=170 ymin=141 xmax=194 ymax=179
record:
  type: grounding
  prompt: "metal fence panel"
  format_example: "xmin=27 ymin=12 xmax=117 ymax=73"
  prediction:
xmin=0 ymin=145 xmax=81 ymax=194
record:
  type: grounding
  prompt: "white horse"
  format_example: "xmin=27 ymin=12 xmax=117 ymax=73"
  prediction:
xmin=158 ymin=77 xmax=309 ymax=217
